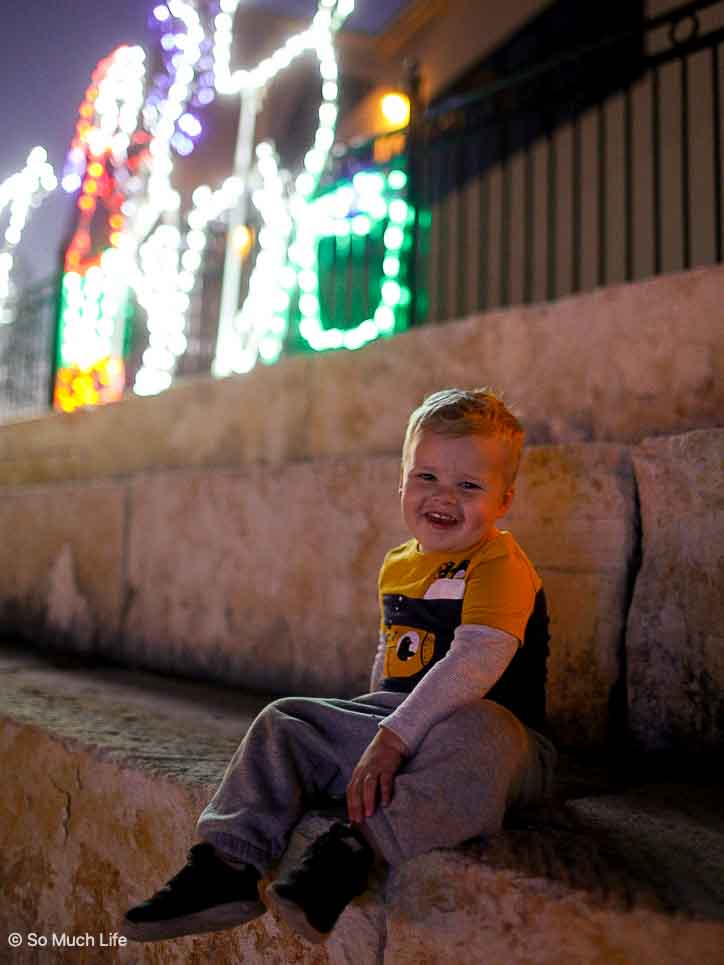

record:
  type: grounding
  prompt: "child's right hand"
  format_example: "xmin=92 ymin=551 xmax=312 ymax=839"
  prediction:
xmin=346 ymin=727 xmax=408 ymax=824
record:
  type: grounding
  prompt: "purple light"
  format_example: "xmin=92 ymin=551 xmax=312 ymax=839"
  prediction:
xmin=197 ymin=88 xmax=215 ymax=106
xmin=160 ymin=33 xmax=176 ymax=51
xmin=178 ymin=113 xmax=202 ymax=137
xmin=171 ymin=132 xmax=194 ymax=156
xmin=153 ymin=5 xmax=170 ymax=22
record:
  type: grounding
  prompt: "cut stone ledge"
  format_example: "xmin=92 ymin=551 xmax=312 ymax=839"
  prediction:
xmin=1 ymin=646 xmax=722 ymax=965
xmin=626 ymin=428 xmax=724 ymax=755
xmin=0 ymin=443 xmax=637 ymax=751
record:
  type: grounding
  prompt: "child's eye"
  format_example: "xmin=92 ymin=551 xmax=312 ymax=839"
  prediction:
xmin=460 ymin=481 xmax=481 ymax=490
xmin=417 ymin=472 xmax=435 ymax=481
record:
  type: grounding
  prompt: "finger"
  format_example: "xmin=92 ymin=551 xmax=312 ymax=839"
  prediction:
xmin=346 ymin=777 xmax=363 ymax=824
xmin=363 ymin=773 xmax=377 ymax=818
xmin=380 ymin=772 xmax=394 ymax=807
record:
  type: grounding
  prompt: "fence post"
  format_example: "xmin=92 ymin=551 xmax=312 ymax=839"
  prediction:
xmin=404 ymin=58 xmax=422 ymax=328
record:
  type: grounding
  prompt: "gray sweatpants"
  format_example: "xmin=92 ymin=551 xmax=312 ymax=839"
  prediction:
xmin=197 ymin=692 xmax=556 ymax=873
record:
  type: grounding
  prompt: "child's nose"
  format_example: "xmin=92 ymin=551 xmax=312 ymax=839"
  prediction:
xmin=431 ymin=480 xmax=456 ymax=501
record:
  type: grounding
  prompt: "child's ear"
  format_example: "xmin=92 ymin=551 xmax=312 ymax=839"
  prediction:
xmin=498 ymin=487 xmax=514 ymax=517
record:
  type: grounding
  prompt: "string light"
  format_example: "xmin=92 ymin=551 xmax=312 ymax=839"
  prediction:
xmin=288 ymin=166 xmax=411 ymax=353
xmin=8 ymin=0 xmax=412 ymax=410
xmin=210 ymin=0 xmax=359 ymax=376
xmin=0 ymin=147 xmax=57 ymax=323
xmin=56 ymin=0 xmax=205 ymax=408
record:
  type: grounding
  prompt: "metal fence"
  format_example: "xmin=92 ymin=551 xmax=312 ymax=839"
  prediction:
xmin=0 ymin=275 xmax=59 ymax=424
xmin=412 ymin=0 xmax=724 ymax=324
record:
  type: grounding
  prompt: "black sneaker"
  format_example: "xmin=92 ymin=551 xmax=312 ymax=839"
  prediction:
xmin=121 ymin=842 xmax=265 ymax=942
xmin=265 ymin=822 xmax=374 ymax=944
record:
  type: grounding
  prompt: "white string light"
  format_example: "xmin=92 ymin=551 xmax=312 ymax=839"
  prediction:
xmin=9 ymin=0 xmax=410 ymax=409
xmin=0 ymin=148 xmax=57 ymax=321
xmin=209 ymin=0 xmax=356 ymax=376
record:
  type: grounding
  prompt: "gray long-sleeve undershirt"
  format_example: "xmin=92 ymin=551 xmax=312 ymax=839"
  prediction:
xmin=369 ymin=624 xmax=519 ymax=755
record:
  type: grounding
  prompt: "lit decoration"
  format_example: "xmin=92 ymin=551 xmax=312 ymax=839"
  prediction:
xmin=54 ymin=44 xmax=148 ymax=410
xmin=380 ymin=92 xmax=411 ymax=128
xmin=232 ymin=224 xmax=255 ymax=259
xmin=0 ymin=148 xmax=57 ymax=324
xmin=209 ymin=0 xmax=359 ymax=375
xmin=288 ymin=165 xmax=412 ymax=352
xmin=24 ymin=0 xmax=412 ymax=411
xmin=56 ymin=0 xmax=206 ymax=408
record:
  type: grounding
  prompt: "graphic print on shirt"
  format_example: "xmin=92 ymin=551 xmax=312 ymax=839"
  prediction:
xmin=383 ymin=624 xmax=436 ymax=678
xmin=378 ymin=536 xmax=550 ymax=730
xmin=382 ymin=559 xmax=469 ymax=685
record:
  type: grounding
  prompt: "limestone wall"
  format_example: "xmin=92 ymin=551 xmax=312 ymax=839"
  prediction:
xmin=0 ymin=442 xmax=636 ymax=750
xmin=4 ymin=428 xmax=722 ymax=755
xmin=626 ymin=429 xmax=724 ymax=756
xmin=0 ymin=265 xmax=721 ymax=487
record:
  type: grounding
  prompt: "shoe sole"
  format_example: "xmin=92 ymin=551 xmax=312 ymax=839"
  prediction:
xmin=120 ymin=898 xmax=266 ymax=943
xmin=264 ymin=883 xmax=328 ymax=944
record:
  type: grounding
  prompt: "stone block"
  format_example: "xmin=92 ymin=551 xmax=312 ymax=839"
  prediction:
xmin=626 ymin=429 xmax=724 ymax=754
xmin=3 ymin=649 xmax=723 ymax=965
xmin=507 ymin=445 xmax=636 ymax=747
xmin=0 ymin=648 xmax=386 ymax=965
xmin=122 ymin=459 xmax=408 ymax=696
xmin=0 ymin=266 xmax=722 ymax=487
xmin=0 ymin=482 xmax=125 ymax=650
xmin=119 ymin=444 xmax=634 ymax=748
xmin=383 ymin=821 xmax=724 ymax=965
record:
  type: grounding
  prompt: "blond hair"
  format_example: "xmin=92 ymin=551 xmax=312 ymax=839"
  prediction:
xmin=402 ymin=388 xmax=524 ymax=488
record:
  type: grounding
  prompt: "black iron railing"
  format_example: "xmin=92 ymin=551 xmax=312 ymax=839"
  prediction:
xmin=0 ymin=275 xmax=59 ymax=424
xmin=410 ymin=0 xmax=724 ymax=324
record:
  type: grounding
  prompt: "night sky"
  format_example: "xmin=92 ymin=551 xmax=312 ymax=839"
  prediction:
xmin=0 ymin=0 xmax=405 ymax=287
xmin=1 ymin=0 xmax=153 ymax=284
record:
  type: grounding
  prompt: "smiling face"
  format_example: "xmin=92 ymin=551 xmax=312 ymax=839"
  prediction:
xmin=401 ymin=430 xmax=514 ymax=554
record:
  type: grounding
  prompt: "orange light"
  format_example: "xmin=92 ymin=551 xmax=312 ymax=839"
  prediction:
xmin=232 ymin=225 xmax=254 ymax=260
xmin=109 ymin=232 xmax=122 ymax=247
xmin=78 ymin=195 xmax=96 ymax=212
xmin=109 ymin=214 xmax=124 ymax=229
xmin=83 ymin=179 xmax=98 ymax=195
xmin=380 ymin=92 xmax=411 ymax=128
xmin=88 ymin=162 xmax=104 ymax=178
xmin=373 ymin=132 xmax=406 ymax=164
xmin=54 ymin=358 xmax=126 ymax=412
xmin=80 ymin=103 xmax=94 ymax=119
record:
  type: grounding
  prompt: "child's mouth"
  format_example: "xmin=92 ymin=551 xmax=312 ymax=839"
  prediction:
xmin=424 ymin=511 xmax=458 ymax=529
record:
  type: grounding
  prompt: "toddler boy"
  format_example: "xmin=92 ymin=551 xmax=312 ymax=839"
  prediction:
xmin=122 ymin=387 xmax=556 ymax=944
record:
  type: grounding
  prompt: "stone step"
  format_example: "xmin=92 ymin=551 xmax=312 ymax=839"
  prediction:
xmin=1 ymin=644 xmax=723 ymax=964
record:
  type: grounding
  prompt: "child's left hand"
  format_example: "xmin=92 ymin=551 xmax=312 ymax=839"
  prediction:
xmin=346 ymin=727 xmax=408 ymax=824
